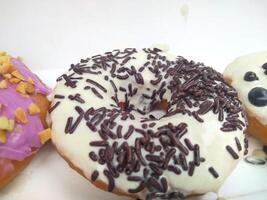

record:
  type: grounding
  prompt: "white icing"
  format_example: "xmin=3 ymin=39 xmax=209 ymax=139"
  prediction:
xmin=50 ymin=48 xmax=245 ymax=199
xmin=224 ymin=51 xmax=267 ymax=125
xmin=150 ymin=44 xmax=170 ymax=52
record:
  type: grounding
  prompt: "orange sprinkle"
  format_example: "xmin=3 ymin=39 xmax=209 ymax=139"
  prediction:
xmin=26 ymin=82 xmax=35 ymax=94
xmin=14 ymin=107 xmax=28 ymax=124
xmin=0 ymin=130 xmax=6 ymax=143
xmin=38 ymin=128 xmax=51 ymax=144
xmin=11 ymin=70 xmax=25 ymax=81
xmin=16 ymin=81 xmax=27 ymax=95
xmin=28 ymin=103 xmax=40 ymax=115
xmin=0 ymin=79 xmax=8 ymax=89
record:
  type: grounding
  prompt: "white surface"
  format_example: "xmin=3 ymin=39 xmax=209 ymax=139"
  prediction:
xmin=1 ymin=0 xmax=267 ymax=199
xmin=1 ymin=0 xmax=267 ymax=72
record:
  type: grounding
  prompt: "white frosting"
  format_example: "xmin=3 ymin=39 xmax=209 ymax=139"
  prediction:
xmin=224 ymin=51 xmax=267 ymax=125
xmin=50 ymin=48 xmax=246 ymax=199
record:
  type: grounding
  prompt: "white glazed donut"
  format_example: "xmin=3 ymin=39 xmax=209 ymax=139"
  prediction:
xmin=49 ymin=47 xmax=247 ymax=199
xmin=224 ymin=51 xmax=267 ymax=144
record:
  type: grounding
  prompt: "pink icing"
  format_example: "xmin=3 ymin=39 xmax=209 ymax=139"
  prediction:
xmin=0 ymin=58 xmax=51 ymax=161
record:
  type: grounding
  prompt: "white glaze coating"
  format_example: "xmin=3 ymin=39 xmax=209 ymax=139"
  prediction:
xmin=224 ymin=51 xmax=267 ymax=125
xmin=50 ymin=48 xmax=246 ymax=199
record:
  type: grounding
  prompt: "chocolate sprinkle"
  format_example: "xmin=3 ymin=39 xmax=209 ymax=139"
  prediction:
xmin=124 ymin=125 xmax=134 ymax=139
xmin=89 ymin=152 xmax=98 ymax=161
xmin=110 ymin=80 xmax=118 ymax=92
xmin=68 ymin=93 xmax=85 ymax=103
xmin=104 ymin=169 xmax=115 ymax=192
xmin=188 ymin=161 xmax=195 ymax=176
xmin=235 ymin=137 xmax=242 ymax=151
xmin=148 ymin=177 xmax=162 ymax=191
xmin=208 ymin=167 xmax=219 ymax=178
xmin=86 ymin=79 xmax=107 ymax=93
xmin=134 ymin=73 xmax=144 ymax=85
xmin=184 ymin=138 xmax=194 ymax=151
xmin=90 ymin=141 xmax=108 ymax=147
xmin=128 ymin=176 xmax=143 ymax=182
xmin=91 ymin=170 xmax=99 ymax=182
xmin=54 ymin=94 xmax=65 ymax=99
xmin=179 ymin=153 xmax=188 ymax=171
xmin=193 ymin=144 xmax=200 ymax=166
xmin=65 ymin=110 xmax=84 ymax=134
xmin=116 ymin=125 xmax=123 ymax=138
xmin=226 ymin=145 xmax=239 ymax=160
xmin=48 ymin=101 xmax=60 ymax=113
xmin=91 ymin=87 xmax=103 ymax=99
xmin=167 ymin=165 xmax=181 ymax=175
xmin=62 ymin=74 xmax=77 ymax=88
xmin=160 ymin=177 xmax=168 ymax=193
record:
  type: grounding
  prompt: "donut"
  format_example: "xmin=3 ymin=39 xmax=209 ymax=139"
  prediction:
xmin=0 ymin=51 xmax=51 ymax=188
xmin=224 ymin=51 xmax=267 ymax=144
xmin=49 ymin=47 xmax=247 ymax=199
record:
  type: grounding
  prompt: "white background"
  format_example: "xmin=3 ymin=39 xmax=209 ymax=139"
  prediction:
xmin=1 ymin=0 xmax=267 ymax=71
xmin=1 ymin=0 xmax=267 ymax=200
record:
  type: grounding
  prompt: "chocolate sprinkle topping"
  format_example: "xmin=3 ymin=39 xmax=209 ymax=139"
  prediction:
xmin=86 ymin=79 xmax=107 ymax=93
xmin=110 ymin=80 xmax=118 ymax=92
xmin=48 ymin=101 xmax=60 ymax=113
xmin=208 ymin=167 xmax=219 ymax=178
xmin=91 ymin=170 xmax=99 ymax=182
xmin=62 ymin=74 xmax=77 ymax=88
xmin=91 ymin=87 xmax=103 ymax=99
xmin=188 ymin=161 xmax=195 ymax=176
xmin=235 ymin=137 xmax=242 ymax=151
xmin=54 ymin=94 xmax=65 ymax=99
xmin=104 ymin=169 xmax=115 ymax=192
xmin=226 ymin=145 xmax=239 ymax=160
xmin=68 ymin=93 xmax=85 ymax=103
xmin=90 ymin=141 xmax=108 ymax=147
xmin=193 ymin=144 xmax=200 ymax=166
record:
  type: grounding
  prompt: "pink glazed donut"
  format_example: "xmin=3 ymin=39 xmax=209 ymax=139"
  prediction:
xmin=0 ymin=51 xmax=51 ymax=188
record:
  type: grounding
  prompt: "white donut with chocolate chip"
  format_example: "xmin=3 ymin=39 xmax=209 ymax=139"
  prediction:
xmin=224 ymin=51 xmax=267 ymax=144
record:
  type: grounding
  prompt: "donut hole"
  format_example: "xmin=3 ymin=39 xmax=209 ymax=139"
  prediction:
xmin=118 ymin=102 xmax=131 ymax=112
xmin=118 ymin=99 xmax=168 ymax=120
xmin=146 ymin=99 xmax=169 ymax=120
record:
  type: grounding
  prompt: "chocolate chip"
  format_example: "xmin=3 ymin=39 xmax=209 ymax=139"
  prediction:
xmin=262 ymin=62 xmax=267 ymax=70
xmin=244 ymin=71 xmax=259 ymax=81
xmin=248 ymin=87 xmax=267 ymax=107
